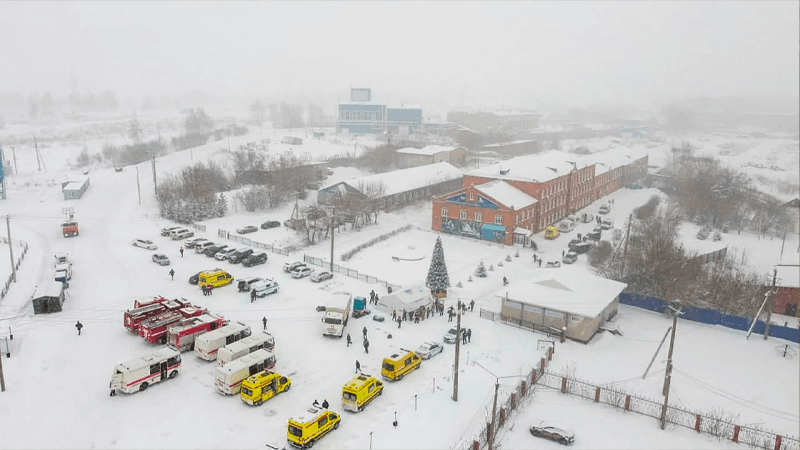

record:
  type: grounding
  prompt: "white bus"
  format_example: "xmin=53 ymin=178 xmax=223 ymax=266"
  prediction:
xmin=214 ymin=349 xmax=276 ymax=395
xmin=109 ymin=348 xmax=181 ymax=396
xmin=194 ymin=321 xmax=251 ymax=361
xmin=216 ymin=331 xmax=275 ymax=367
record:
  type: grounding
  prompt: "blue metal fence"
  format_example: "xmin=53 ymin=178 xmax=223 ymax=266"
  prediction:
xmin=619 ymin=293 xmax=799 ymax=343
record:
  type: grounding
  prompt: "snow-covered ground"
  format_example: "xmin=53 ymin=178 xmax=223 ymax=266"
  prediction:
xmin=0 ymin=113 xmax=797 ymax=449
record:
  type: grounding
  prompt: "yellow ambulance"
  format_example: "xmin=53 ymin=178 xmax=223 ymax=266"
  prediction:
xmin=198 ymin=269 xmax=234 ymax=288
xmin=240 ymin=370 xmax=291 ymax=406
xmin=381 ymin=349 xmax=421 ymax=381
xmin=342 ymin=374 xmax=383 ymax=412
xmin=544 ymin=225 xmax=560 ymax=240
xmin=287 ymin=405 xmax=340 ymax=449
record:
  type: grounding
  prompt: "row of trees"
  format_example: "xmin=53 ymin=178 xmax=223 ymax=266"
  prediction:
xmin=663 ymin=142 xmax=791 ymax=236
xmin=156 ymin=161 xmax=230 ymax=223
xmin=249 ymin=101 xmax=329 ymax=129
xmin=597 ymin=200 xmax=767 ymax=317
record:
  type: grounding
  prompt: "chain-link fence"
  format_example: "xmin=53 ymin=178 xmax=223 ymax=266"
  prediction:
xmin=303 ymin=254 xmax=401 ymax=292
xmin=0 ymin=239 xmax=28 ymax=301
xmin=217 ymin=229 xmax=290 ymax=256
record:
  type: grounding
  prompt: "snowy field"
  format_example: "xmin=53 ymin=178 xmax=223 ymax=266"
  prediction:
xmin=0 ymin=113 xmax=798 ymax=449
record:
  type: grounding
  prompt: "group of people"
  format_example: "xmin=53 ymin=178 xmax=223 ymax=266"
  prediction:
xmin=368 ymin=290 xmax=380 ymax=305
xmin=446 ymin=300 xmax=475 ymax=322
xmin=461 ymin=328 xmax=473 ymax=345
xmin=201 ymin=284 xmax=214 ymax=296
xmin=312 ymin=399 xmax=330 ymax=409
xmin=346 ymin=327 xmax=370 ymax=353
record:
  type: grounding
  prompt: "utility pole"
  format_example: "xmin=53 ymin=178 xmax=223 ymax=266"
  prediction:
xmin=622 ymin=213 xmax=633 ymax=275
xmin=10 ymin=146 xmax=18 ymax=175
xmin=659 ymin=301 xmax=680 ymax=430
xmin=5 ymin=215 xmax=16 ymax=283
xmin=34 ymin=136 xmax=41 ymax=171
xmin=0 ymin=344 xmax=5 ymax=391
xmin=780 ymin=231 xmax=786 ymax=259
xmin=452 ymin=310 xmax=461 ymax=401
xmin=135 ymin=166 xmax=141 ymax=206
xmin=488 ymin=380 xmax=499 ymax=450
xmin=330 ymin=216 xmax=335 ymax=273
xmin=151 ymin=150 xmax=157 ymax=191
xmin=764 ymin=269 xmax=777 ymax=340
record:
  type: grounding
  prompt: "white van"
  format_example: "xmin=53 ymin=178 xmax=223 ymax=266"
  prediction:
xmin=109 ymin=348 xmax=181 ymax=396
xmin=214 ymin=349 xmax=276 ymax=394
xmin=252 ymin=279 xmax=280 ymax=297
xmin=169 ymin=228 xmax=190 ymax=239
xmin=173 ymin=229 xmax=194 ymax=240
xmin=194 ymin=321 xmax=252 ymax=361
xmin=216 ymin=331 xmax=275 ymax=367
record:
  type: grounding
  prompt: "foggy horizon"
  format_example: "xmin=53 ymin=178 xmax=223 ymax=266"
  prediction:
xmin=1 ymin=2 xmax=798 ymax=114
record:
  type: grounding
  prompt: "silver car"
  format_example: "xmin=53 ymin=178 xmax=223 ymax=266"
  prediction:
xmin=416 ymin=342 xmax=443 ymax=359
xmin=132 ymin=238 xmax=157 ymax=250
xmin=151 ymin=253 xmax=170 ymax=266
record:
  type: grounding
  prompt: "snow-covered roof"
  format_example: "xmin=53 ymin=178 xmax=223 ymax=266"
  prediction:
xmin=62 ymin=181 xmax=85 ymax=191
xmin=474 ymin=180 xmax=537 ymax=209
xmin=579 ymin=148 xmax=649 ymax=176
xmin=466 ymin=150 xmax=584 ymax=183
xmin=33 ymin=281 xmax=63 ymax=299
xmin=347 ymin=162 xmax=462 ymax=197
xmin=396 ymin=145 xmax=460 ymax=156
xmin=290 ymin=405 xmax=327 ymax=425
xmin=377 ymin=286 xmax=433 ymax=314
xmin=481 ymin=139 xmax=537 ymax=148
xmin=497 ymin=265 xmax=627 ymax=317
xmin=386 ymin=104 xmax=422 ymax=110
xmin=774 ymin=265 xmax=799 ymax=288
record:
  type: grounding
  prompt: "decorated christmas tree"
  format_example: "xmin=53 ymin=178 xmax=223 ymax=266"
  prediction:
xmin=426 ymin=236 xmax=451 ymax=298
xmin=476 ymin=260 xmax=487 ymax=277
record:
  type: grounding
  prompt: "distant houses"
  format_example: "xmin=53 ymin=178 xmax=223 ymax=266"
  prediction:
xmin=395 ymin=145 xmax=466 ymax=169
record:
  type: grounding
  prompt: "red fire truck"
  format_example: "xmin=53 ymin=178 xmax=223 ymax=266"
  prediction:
xmin=124 ymin=297 xmax=187 ymax=333
xmin=167 ymin=313 xmax=228 ymax=352
xmin=139 ymin=305 xmax=206 ymax=345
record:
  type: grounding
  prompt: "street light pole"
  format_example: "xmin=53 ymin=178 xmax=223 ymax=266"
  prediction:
xmin=489 ymin=380 xmax=499 ymax=450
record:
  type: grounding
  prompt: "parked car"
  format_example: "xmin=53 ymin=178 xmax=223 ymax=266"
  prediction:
xmin=173 ymin=229 xmax=194 ymax=240
xmin=562 ymin=252 xmax=578 ymax=264
xmin=261 ymin=220 xmax=281 ymax=230
xmin=599 ymin=203 xmax=611 ymax=214
xmin=585 ymin=229 xmax=602 ymax=242
xmin=545 ymin=261 xmax=561 ymax=268
xmin=228 ymin=248 xmax=254 ymax=264
xmin=252 ymin=279 xmax=280 ymax=297
xmin=601 ymin=218 xmax=614 ymax=230
xmin=443 ymin=327 xmax=471 ymax=344
xmin=237 ymin=276 xmax=263 ymax=292
xmin=557 ymin=220 xmax=575 ymax=233
xmin=161 ymin=226 xmax=181 ymax=236
xmin=204 ymin=244 xmax=229 ymax=257
xmin=529 ymin=422 xmax=575 ymax=445
xmin=195 ymin=241 xmax=216 ymax=253
xmin=185 ymin=237 xmax=208 ymax=248
xmin=132 ymin=238 xmax=158 ymax=250
xmin=189 ymin=272 xmax=202 ymax=284
xmin=236 ymin=225 xmax=258 ymax=234
xmin=291 ymin=266 xmax=313 ymax=279
xmin=416 ymin=342 xmax=443 ymax=359
xmin=215 ymin=247 xmax=239 ymax=261
xmin=242 ymin=252 xmax=268 ymax=267
xmin=169 ymin=228 xmax=191 ymax=239
xmin=372 ymin=314 xmax=384 ymax=322
xmin=284 ymin=261 xmax=306 ymax=273
xmin=310 ymin=270 xmax=333 ymax=283
xmin=152 ymin=254 xmax=170 ymax=266
xmin=570 ymin=242 xmax=593 ymax=255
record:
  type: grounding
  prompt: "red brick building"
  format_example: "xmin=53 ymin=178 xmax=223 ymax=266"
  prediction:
xmin=772 ymin=265 xmax=799 ymax=316
xmin=432 ymin=180 xmax=538 ymax=246
xmin=432 ymin=149 xmax=648 ymax=245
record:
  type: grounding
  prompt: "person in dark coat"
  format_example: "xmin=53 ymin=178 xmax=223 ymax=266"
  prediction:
xmin=363 ymin=339 xmax=369 ymax=354
xmin=179 ymin=247 xmax=184 ymax=257
xmin=207 ymin=284 xmax=213 ymax=296
xmin=392 ymin=310 xmax=397 ymax=321
xmin=462 ymin=331 xmax=467 ymax=345
xmin=322 ymin=399 xmax=329 ymax=409
xmin=75 ymin=321 xmax=83 ymax=336
xmin=201 ymin=285 xmax=207 ymax=296
xmin=262 ymin=316 xmax=267 ymax=330
xmin=538 ymin=259 xmax=542 ymax=268
xmin=355 ymin=360 xmax=361 ymax=373
xmin=313 ymin=399 xmax=320 ymax=407
xmin=362 ymin=326 xmax=367 ymax=340
xmin=375 ymin=293 xmax=379 ymax=304
xmin=347 ymin=334 xmax=352 ymax=347
xmin=402 ymin=310 xmax=407 ymax=321
xmin=169 ymin=268 xmax=175 ymax=280
xmin=397 ymin=317 xmax=402 ymax=329
xmin=470 ymin=300 xmax=475 ymax=312
xmin=467 ymin=329 xmax=472 ymax=343
xmin=251 ymin=289 xmax=257 ymax=303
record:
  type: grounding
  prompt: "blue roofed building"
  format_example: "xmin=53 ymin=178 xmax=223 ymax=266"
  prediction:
xmin=337 ymin=88 xmax=425 ymax=137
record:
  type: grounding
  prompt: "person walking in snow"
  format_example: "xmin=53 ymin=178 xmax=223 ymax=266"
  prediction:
xmin=538 ymin=259 xmax=542 ymax=268
xmin=397 ymin=317 xmax=402 ymax=329
xmin=392 ymin=310 xmax=397 ymax=321
xmin=462 ymin=330 xmax=467 ymax=345
xmin=179 ymin=247 xmax=184 ymax=258
xmin=363 ymin=339 xmax=369 ymax=354
xmin=169 ymin=269 xmax=175 ymax=280
xmin=355 ymin=360 xmax=361 ymax=373
xmin=251 ymin=289 xmax=257 ymax=303
xmin=347 ymin=333 xmax=352 ymax=347
xmin=322 ymin=399 xmax=329 ymax=409
xmin=470 ymin=300 xmax=475 ymax=312
xmin=467 ymin=329 xmax=472 ymax=343
xmin=362 ymin=326 xmax=367 ymax=340
xmin=75 ymin=321 xmax=83 ymax=336
xmin=207 ymin=284 xmax=213 ymax=296
xmin=262 ymin=316 xmax=267 ymax=330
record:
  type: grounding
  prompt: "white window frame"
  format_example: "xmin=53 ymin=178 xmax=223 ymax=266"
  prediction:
xmin=441 ymin=207 xmax=448 ymax=217
xmin=460 ymin=210 xmax=467 ymax=220
xmin=494 ymin=215 xmax=503 ymax=225
xmin=475 ymin=211 xmax=482 ymax=222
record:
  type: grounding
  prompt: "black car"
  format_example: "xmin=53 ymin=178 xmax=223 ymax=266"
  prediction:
xmin=204 ymin=244 xmax=228 ymax=257
xmin=228 ymin=248 xmax=254 ymax=264
xmin=570 ymin=241 xmax=593 ymax=255
xmin=242 ymin=252 xmax=268 ymax=267
xmin=260 ymin=220 xmax=281 ymax=230
xmin=189 ymin=272 xmax=201 ymax=285
xmin=585 ymin=230 xmax=602 ymax=242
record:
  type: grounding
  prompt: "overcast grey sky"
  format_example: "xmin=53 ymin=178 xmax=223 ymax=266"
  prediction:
xmin=1 ymin=1 xmax=797 ymax=111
